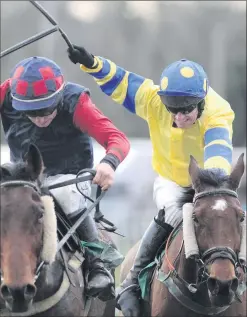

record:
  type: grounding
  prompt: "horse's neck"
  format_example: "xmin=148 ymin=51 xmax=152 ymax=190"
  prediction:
xmin=34 ymin=255 xmax=64 ymax=302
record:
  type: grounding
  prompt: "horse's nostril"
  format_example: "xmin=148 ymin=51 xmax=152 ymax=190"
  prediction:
xmin=24 ymin=284 xmax=37 ymax=300
xmin=208 ymin=277 xmax=239 ymax=295
xmin=0 ymin=283 xmax=36 ymax=301
xmin=207 ymin=277 xmax=219 ymax=295
xmin=230 ymin=277 xmax=239 ymax=292
xmin=0 ymin=284 xmax=12 ymax=300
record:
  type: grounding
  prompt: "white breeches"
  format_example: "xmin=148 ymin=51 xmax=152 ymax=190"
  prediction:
xmin=43 ymin=174 xmax=91 ymax=217
xmin=153 ymin=176 xmax=185 ymax=228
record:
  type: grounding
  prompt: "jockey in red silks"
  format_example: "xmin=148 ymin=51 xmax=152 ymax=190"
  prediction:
xmin=0 ymin=56 xmax=130 ymax=301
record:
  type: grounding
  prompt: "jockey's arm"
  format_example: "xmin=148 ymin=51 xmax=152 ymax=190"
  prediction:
xmin=79 ymin=56 xmax=158 ymax=121
xmin=203 ymin=102 xmax=235 ymax=175
xmin=73 ymin=92 xmax=130 ymax=170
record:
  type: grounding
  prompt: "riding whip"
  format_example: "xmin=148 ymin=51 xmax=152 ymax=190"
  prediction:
xmin=0 ymin=0 xmax=73 ymax=58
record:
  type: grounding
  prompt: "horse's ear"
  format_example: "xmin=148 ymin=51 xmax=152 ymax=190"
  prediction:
xmin=25 ymin=144 xmax=44 ymax=180
xmin=189 ymin=155 xmax=200 ymax=191
xmin=229 ymin=153 xmax=245 ymax=190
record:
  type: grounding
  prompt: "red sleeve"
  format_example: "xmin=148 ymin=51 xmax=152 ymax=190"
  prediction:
xmin=0 ymin=79 xmax=10 ymax=110
xmin=73 ymin=92 xmax=130 ymax=163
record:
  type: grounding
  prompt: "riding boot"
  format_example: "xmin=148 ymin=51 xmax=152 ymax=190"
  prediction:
xmin=69 ymin=212 xmax=115 ymax=301
xmin=116 ymin=209 xmax=173 ymax=317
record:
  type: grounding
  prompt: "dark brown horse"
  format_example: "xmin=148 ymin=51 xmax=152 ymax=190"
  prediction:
xmin=0 ymin=144 xmax=116 ymax=316
xmin=120 ymin=155 xmax=246 ymax=317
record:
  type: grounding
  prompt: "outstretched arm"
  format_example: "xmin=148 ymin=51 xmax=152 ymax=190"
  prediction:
xmin=68 ymin=45 xmax=158 ymax=121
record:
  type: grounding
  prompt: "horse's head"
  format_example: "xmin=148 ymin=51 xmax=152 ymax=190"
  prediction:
xmin=0 ymin=144 xmax=57 ymax=312
xmin=185 ymin=154 xmax=246 ymax=307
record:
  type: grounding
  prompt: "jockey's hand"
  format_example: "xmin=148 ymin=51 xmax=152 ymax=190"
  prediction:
xmin=67 ymin=44 xmax=95 ymax=68
xmin=92 ymin=163 xmax=115 ymax=191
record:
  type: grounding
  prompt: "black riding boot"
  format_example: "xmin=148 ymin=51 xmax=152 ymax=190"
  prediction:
xmin=69 ymin=212 xmax=114 ymax=301
xmin=116 ymin=209 xmax=173 ymax=317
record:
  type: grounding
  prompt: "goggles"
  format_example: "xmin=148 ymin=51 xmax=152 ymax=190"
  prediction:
xmin=22 ymin=104 xmax=58 ymax=118
xmin=165 ymin=103 xmax=197 ymax=115
xmin=21 ymin=93 xmax=63 ymax=117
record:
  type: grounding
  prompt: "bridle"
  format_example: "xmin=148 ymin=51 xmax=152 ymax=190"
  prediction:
xmin=164 ymin=188 xmax=246 ymax=295
xmin=192 ymin=189 xmax=246 ymax=284
xmin=0 ymin=169 xmax=111 ymax=284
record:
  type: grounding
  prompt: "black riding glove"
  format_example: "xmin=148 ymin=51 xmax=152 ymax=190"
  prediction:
xmin=67 ymin=44 xmax=95 ymax=68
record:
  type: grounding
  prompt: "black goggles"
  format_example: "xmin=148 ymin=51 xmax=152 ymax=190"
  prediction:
xmin=165 ymin=103 xmax=197 ymax=115
xmin=22 ymin=103 xmax=58 ymax=118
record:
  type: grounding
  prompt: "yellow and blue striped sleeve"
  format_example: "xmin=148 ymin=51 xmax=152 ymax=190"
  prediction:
xmin=80 ymin=56 xmax=156 ymax=121
xmin=203 ymin=106 xmax=235 ymax=175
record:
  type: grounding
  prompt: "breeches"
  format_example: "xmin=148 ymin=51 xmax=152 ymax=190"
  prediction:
xmin=153 ymin=176 xmax=185 ymax=227
xmin=43 ymin=174 xmax=91 ymax=217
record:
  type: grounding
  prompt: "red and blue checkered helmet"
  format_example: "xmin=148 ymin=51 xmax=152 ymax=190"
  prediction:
xmin=157 ymin=59 xmax=209 ymax=108
xmin=10 ymin=56 xmax=65 ymax=111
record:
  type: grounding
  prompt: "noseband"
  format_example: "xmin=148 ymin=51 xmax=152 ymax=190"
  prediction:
xmin=0 ymin=180 xmax=39 ymax=191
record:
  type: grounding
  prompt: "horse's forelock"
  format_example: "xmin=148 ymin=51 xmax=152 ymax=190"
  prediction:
xmin=1 ymin=161 xmax=43 ymax=187
xmin=197 ymin=168 xmax=229 ymax=188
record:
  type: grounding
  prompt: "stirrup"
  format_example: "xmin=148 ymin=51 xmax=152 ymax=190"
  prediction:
xmin=116 ymin=284 xmax=140 ymax=301
xmin=88 ymin=265 xmax=114 ymax=283
xmin=86 ymin=267 xmax=115 ymax=301
xmin=116 ymin=284 xmax=140 ymax=310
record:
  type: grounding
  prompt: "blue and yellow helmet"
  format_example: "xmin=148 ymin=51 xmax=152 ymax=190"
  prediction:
xmin=157 ymin=59 xmax=209 ymax=103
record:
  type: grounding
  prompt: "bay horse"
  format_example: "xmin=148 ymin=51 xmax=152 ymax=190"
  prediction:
xmin=120 ymin=155 xmax=246 ymax=317
xmin=0 ymin=144 xmax=116 ymax=316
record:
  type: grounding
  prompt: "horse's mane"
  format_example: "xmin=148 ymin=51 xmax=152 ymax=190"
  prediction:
xmin=177 ymin=187 xmax=195 ymax=209
xmin=1 ymin=162 xmax=30 ymax=180
xmin=177 ymin=168 xmax=229 ymax=210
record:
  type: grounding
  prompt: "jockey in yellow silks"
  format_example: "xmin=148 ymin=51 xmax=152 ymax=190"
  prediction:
xmin=67 ymin=45 xmax=235 ymax=317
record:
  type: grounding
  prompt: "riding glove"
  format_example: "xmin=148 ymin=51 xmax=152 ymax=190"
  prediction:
xmin=67 ymin=44 xmax=95 ymax=68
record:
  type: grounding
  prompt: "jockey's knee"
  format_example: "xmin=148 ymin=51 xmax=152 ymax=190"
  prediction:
xmin=155 ymin=204 xmax=182 ymax=228
xmin=45 ymin=174 xmax=91 ymax=217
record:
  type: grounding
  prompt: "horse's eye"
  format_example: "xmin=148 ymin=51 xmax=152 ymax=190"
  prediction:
xmin=240 ymin=213 xmax=245 ymax=223
xmin=192 ymin=213 xmax=199 ymax=223
xmin=37 ymin=211 xmax=44 ymax=222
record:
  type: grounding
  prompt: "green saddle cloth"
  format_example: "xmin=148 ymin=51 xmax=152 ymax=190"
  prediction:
xmin=138 ymin=227 xmax=180 ymax=301
xmin=138 ymin=250 xmax=165 ymax=301
xmin=81 ymin=240 xmax=124 ymax=270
